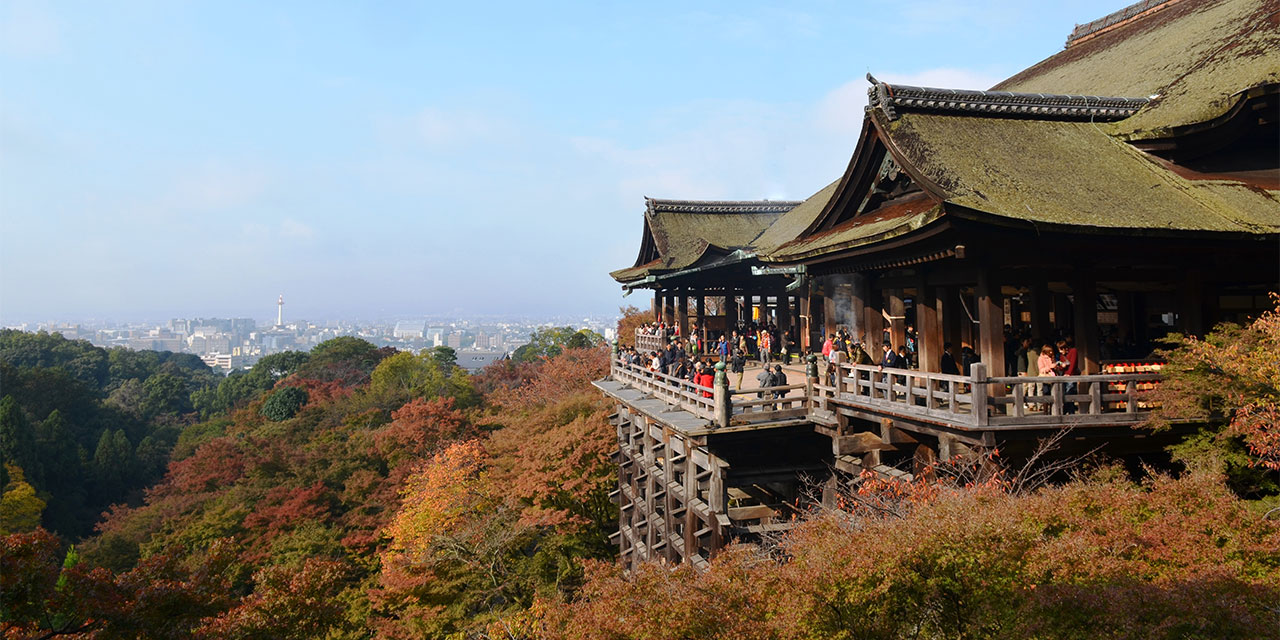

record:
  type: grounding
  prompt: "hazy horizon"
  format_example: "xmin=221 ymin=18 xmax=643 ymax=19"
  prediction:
xmin=2 ymin=0 xmax=1130 ymax=325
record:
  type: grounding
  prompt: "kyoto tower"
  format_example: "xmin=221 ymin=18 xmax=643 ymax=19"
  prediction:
xmin=276 ymin=294 xmax=284 ymax=327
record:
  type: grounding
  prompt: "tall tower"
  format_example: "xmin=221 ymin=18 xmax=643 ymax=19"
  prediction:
xmin=276 ymin=294 xmax=284 ymax=327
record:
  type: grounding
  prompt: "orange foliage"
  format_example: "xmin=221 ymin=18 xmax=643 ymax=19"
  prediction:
xmin=542 ymin=471 xmax=1280 ymax=639
xmin=161 ymin=437 xmax=245 ymax=496
xmin=372 ymin=397 xmax=473 ymax=460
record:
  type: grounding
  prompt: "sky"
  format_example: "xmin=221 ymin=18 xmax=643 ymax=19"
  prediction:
xmin=0 ymin=0 xmax=1131 ymax=325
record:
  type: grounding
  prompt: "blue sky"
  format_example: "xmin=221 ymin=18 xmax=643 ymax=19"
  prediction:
xmin=1 ymin=0 xmax=1128 ymax=324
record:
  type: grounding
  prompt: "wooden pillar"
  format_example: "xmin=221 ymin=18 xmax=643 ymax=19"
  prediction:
xmin=724 ymin=289 xmax=737 ymax=335
xmin=1116 ymin=291 xmax=1134 ymax=347
xmin=799 ymin=293 xmax=813 ymax=353
xmin=1132 ymin=292 xmax=1149 ymax=349
xmin=850 ymin=274 xmax=869 ymax=341
xmin=777 ymin=289 xmax=791 ymax=350
xmin=661 ymin=292 xmax=674 ymax=326
xmin=1053 ymin=293 xmax=1071 ymax=333
xmin=696 ymin=294 xmax=706 ymax=344
xmin=1179 ymin=271 xmax=1205 ymax=336
xmin=1073 ymin=275 xmax=1100 ymax=374
xmin=677 ymin=292 xmax=689 ymax=339
xmin=976 ymin=271 xmax=1005 ymax=390
xmin=941 ymin=286 xmax=959 ymax=351
xmin=1030 ymin=283 xmax=1051 ymax=343
xmin=917 ymin=276 xmax=942 ymax=373
xmin=958 ymin=289 xmax=974 ymax=349
xmin=887 ymin=289 xmax=906 ymax=351
xmin=653 ymin=290 xmax=661 ymax=322
xmin=864 ymin=283 xmax=885 ymax=349
xmin=823 ymin=291 xmax=837 ymax=341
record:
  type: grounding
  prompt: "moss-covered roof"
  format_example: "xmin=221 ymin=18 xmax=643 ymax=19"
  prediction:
xmin=880 ymin=111 xmax=1280 ymax=233
xmin=764 ymin=194 xmax=943 ymax=262
xmin=609 ymin=200 xmax=799 ymax=283
xmin=751 ymin=180 xmax=841 ymax=255
xmin=994 ymin=0 xmax=1280 ymax=138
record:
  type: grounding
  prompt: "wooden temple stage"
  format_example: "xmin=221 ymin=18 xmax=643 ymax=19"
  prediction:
xmin=595 ymin=344 xmax=1175 ymax=571
xmin=599 ymin=0 xmax=1280 ymax=572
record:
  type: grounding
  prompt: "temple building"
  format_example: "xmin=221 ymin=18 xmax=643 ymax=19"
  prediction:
xmin=597 ymin=0 xmax=1280 ymax=571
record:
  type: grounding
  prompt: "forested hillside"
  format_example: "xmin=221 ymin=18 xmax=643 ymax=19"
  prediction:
xmin=0 ymin=330 xmax=222 ymax=538
xmin=2 ymin=331 xmax=616 ymax=638
xmin=3 ymin=308 xmax=1279 ymax=638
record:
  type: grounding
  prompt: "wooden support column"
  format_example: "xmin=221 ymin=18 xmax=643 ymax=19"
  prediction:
xmin=957 ymin=289 xmax=974 ymax=349
xmin=941 ymin=286 xmax=959 ymax=351
xmin=695 ymin=294 xmax=706 ymax=344
xmin=1053 ymin=293 xmax=1071 ymax=332
xmin=823 ymin=292 xmax=837 ymax=341
xmin=850 ymin=273 xmax=870 ymax=342
xmin=1030 ymin=283 xmax=1051 ymax=343
xmin=976 ymin=271 xmax=1006 ymax=392
xmin=1179 ymin=270 xmax=1205 ymax=336
xmin=777 ymin=289 xmax=791 ymax=351
xmin=724 ymin=289 xmax=737 ymax=335
xmin=887 ymin=289 xmax=907 ymax=351
xmin=864 ymin=284 xmax=885 ymax=348
xmin=799 ymin=294 xmax=812 ymax=353
xmin=653 ymin=290 xmax=661 ymax=322
xmin=1116 ymin=291 xmax=1134 ymax=347
xmin=677 ymin=292 xmax=689 ymax=339
xmin=917 ymin=276 xmax=942 ymax=373
xmin=661 ymin=292 xmax=673 ymax=326
xmin=1072 ymin=274 xmax=1100 ymax=374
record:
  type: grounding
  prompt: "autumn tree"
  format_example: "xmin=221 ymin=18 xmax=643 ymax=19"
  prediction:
xmin=1146 ymin=297 xmax=1280 ymax=498
xmin=0 ymin=465 xmax=45 ymax=535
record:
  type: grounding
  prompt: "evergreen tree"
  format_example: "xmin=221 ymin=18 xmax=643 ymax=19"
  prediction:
xmin=0 ymin=395 xmax=39 ymax=487
xmin=92 ymin=429 xmax=133 ymax=500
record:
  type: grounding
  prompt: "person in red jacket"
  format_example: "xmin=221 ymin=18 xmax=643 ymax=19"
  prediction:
xmin=695 ymin=361 xmax=715 ymax=398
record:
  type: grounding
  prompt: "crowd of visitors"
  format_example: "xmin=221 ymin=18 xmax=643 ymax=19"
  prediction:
xmin=629 ymin=317 xmax=1133 ymax=414
xmin=619 ymin=318 xmax=800 ymax=397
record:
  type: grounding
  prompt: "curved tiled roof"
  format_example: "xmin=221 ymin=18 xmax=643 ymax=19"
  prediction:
xmin=610 ymin=199 xmax=801 ymax=283
xmin=866 ymin=75 xmax=1149 ymax=122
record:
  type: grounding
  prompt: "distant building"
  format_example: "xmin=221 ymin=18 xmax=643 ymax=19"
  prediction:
xmin=456 ymin=350 xmax=505 ymax=372
xmin=446 ymin=332 xmax=463 ymax=349
xmin=201 ymin=353 xmax=246 ymax=372
xmin=393 ymin=320 xmax=427 ymax=339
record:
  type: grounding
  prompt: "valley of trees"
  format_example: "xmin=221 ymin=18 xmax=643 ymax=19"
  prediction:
xmin=1 ymin=307 xmax=1278 ymax=638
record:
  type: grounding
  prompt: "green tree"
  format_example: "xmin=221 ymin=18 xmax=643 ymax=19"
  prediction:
xmin=261 ymin=387 xmax=309 ymax=422
xmin=426 ymin=346 xmax=458 ymax=371
xmin=0 ymin=395 xmax=39 ymax=487
xmin=141 ymin=373 xmax=192 ymax=418
xmin=92 ymin=430 xmax=133 ymax=500
xmin=512 ymin=327 xmax=605 ymax=363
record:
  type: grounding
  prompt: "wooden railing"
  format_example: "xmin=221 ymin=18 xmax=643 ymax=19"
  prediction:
xmin=813 ymin=362 xmax=976 ymax=424
xmin=816 ymin=360 xmax=1161 ymax=429
xmin=611 ymin=357 xmax=812 ymax=428
xmin=612 ymin=357 xmax=717 ymax=421
xmin=634 ymin=329 xmax=666 ymax=355
xmin=611 ymin=354 xmax=1162 ymax=431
